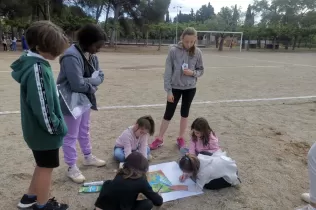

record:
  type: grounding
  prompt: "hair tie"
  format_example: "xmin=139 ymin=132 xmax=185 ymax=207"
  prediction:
xmin=184 ymin=154 xmax=190 ymax=161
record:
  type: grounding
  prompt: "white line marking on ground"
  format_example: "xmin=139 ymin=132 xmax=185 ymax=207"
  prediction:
xmin=0 ymin=65 xmax=292 ymax=73
xmin=213 ymin=55 xmax=316 ymax=68
xmin=1 ymin=95 xmax=315 ymax=115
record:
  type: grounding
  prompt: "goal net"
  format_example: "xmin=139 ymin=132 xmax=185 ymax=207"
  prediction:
xmin=196 ymin=31 xmax=243 ymax=52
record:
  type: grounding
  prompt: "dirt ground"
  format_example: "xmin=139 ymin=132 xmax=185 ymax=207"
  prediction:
xmin=1 ymin=46 xmax=316 ymax=210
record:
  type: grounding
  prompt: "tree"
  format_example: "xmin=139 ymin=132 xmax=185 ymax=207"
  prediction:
xmin=129 ymin=0 xmax=170 ymax=44
xmin=196 ymin=3 xmax=214 ymax=23
xmin=243 ymin=4 xmax=255 ymax=50
xmin=107 ymin=0 xmax=140 ymax=46
xmin=73 ymin=0 xmax=108 ymax=22
xmin=165 ymin=10 xmax=170 ymax=22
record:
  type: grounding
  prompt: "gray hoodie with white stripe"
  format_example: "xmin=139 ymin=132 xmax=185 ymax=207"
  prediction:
xmin=164 ymin=43 xmax=204 ymax=95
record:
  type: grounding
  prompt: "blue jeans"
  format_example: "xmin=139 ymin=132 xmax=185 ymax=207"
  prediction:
xmin=12 ymin=42 xmax=16 ymax=51
xmin=114 ymin=146 xmax=150 ymax=162
xmin=180 ymin=147 xmax=189 ymax=156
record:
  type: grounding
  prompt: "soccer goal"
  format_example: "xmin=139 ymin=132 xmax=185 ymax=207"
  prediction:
xmin=197 ymin=31 xmax=244 ymax=52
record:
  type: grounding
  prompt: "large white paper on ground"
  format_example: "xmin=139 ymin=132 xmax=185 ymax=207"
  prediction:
xmin=149 ymin=161 xmax=203 ymax=202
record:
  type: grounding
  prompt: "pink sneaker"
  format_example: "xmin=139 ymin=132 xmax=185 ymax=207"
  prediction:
xmin=177 ymin=137 xmax=186 ymax=149
xmin=150 ymin=138 xmax=164 ymax=150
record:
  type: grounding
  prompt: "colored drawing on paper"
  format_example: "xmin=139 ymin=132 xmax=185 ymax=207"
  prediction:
xmin=147 ymin=170 xmax=173 ymax=193
xmin=79 ymin=185 xmax=102 ymax=193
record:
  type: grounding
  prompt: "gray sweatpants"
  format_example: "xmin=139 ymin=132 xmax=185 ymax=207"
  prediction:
xmin=309 ymin=143 xmax=316 ymax=203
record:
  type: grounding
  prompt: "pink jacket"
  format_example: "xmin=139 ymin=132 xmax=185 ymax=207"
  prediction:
xmin=115 ymin=126 xmax=148 ymax=158
xmin=189 ymin=132 xmax=220 ymax=155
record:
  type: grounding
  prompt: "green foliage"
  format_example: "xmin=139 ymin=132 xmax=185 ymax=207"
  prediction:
xmin=0 ymin=0 xmax=315 ymax=50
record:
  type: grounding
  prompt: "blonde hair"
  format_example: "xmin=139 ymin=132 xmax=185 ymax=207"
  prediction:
xmin=180 ymin=27 xmax=197 ymax=57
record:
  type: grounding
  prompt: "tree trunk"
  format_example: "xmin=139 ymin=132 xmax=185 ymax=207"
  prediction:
xmin=39 ymin=1 xmax=49 ymax=20
xmin=257 ymin=39 xmax=260 ymax=48
xmin=104 ymin=4 xmax=110 ymax=28
xmin=218 ymin=35 xmax=225 ymax=51
xmin=264 ymin=39 xmax=267 ymax=49
xmin=292 ymin=36 xmax=297 ymax=50
xmin=229 ymin=35 xmax=233 ymax=49
xmin=242 ymin=37 xmax=245 ymax=49
xmin=158 ymin=29 xmax=161 ymax=51
xmin=284 ymin=38 xmax=289 ymax=50
xmin=247 ymin=36 xmax=250 ymax=51
xmin=215 ymin=35 xmax=219 ymax=48
xmin=95 ymin=4 xmax=104 ymax=23
xmin=298 ymin=38 xmax=301 ymax=48
xmin=110 ymin=4 xmax=121 ymax=47
xmin=10 ymin=26 xmax=14 ymax=40
xmin=273 ymin=37 xmax=276 ymax=50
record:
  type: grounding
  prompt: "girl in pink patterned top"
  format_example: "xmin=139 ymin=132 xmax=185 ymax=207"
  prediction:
xmin=114 ymin=116 xmax=155 ymax=163
xmin=180 ymin=117 xmax=220 ymax=156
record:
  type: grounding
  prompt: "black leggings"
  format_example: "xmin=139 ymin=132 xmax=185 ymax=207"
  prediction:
xmin=163 ymin=88 xmax=196 ymax=121
xmin=204 ymin=177 xmax=232 ymax=190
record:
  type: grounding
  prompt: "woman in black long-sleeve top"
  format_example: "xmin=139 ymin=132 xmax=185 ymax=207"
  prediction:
xmin=95 ymin=152 xmax=163 ymax=210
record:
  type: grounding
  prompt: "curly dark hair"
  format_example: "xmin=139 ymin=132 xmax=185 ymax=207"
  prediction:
xmin=77 ymin=23 xmax=107 ymax=50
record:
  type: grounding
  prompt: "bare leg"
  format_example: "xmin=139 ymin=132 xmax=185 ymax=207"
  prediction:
xmin=27 ymin=167 xmax=38 ymax=196
xmin=33 ymin=166 xmax=53 ymax=205
xmin=157 ymin=119 xmax=170 ymax=140
xmin=179 ymin=117 xmax=188 ymax=138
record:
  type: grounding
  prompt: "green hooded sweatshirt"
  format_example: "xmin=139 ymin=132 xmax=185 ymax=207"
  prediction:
xmin=11 ymin=52 xmax=68 ymax=151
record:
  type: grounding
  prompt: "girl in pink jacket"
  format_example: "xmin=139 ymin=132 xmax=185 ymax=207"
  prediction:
xmin=114 ymin=116 xmax=155 ymax=163
xmin=180 ymin=117 xmax=220 ymax=156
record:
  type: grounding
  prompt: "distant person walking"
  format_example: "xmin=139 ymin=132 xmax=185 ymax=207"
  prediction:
xmin=22 ymin=34 xmax=29 ymax=51
xmin=2 ymin=37 xmax=7 ymax=51
xmin=12 ymin=36 xmax=17 ymax=51
xmin=150 ymin=27 xmax=205 ymax=151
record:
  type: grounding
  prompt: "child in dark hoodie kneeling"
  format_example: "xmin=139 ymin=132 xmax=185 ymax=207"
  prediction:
xmin=95 ymin=152 xmax=163 ymax=210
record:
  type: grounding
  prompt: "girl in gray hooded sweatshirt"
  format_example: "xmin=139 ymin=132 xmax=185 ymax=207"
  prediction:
xmin=150 ymin=27 xmax=204 ymax=150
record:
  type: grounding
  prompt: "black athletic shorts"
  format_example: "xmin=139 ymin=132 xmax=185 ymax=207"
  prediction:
xmin=32 ymin=148 xmax=60 ymax=168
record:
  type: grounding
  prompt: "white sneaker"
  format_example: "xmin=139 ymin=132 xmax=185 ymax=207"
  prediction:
xmin=119 ymin=162 xmax=124 ymax=169
xmin=302 ymin=193 xmax=311 ymax=203
xmin=83 ymin=155 xmax=106 ymax=167
xmin=67 ymin=165 xmax=86 ymax=183
xmin=148 ymin=154 xmax=152 ymax=161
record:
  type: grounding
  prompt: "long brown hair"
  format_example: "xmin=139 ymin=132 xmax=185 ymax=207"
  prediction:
xmin=180 ymin=27 xmax=197 ymax=57
xmin=179 ymin=154 xmax=200 ymax=179
xmin=136 ymin=115 xmax=155 ymax=136
xmin=117 ymin=152 xmax=149 ymax=179
xmin=191 ymin=117 xmax=215 ymax=147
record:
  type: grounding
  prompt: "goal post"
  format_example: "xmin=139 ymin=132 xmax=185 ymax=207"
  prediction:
xmin=196 ymin=31 xmax=244 ymax=52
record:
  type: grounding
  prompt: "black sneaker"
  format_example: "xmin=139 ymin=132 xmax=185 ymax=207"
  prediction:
xmin=32 ymin=197 xmax=69 ymax=210
xmin=18 ymin=194 xmax=37 ymax=209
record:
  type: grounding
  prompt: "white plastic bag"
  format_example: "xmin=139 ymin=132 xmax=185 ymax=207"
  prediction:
xmin=57 ymin=82 xmax=92 ymax=119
